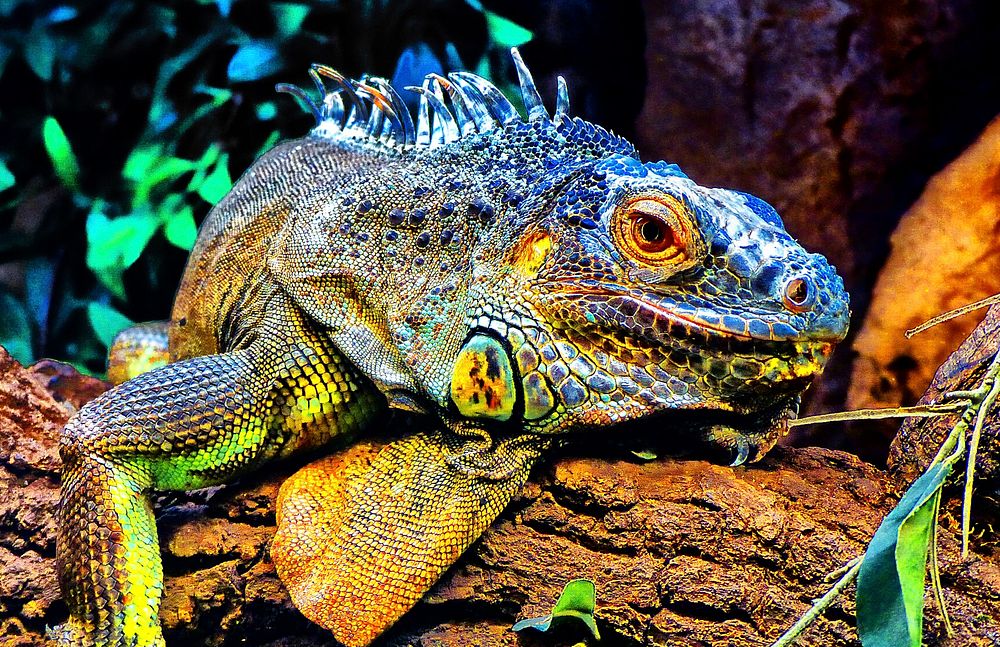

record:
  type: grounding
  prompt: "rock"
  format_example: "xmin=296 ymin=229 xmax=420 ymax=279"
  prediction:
xmin=848 ymin=115 xmax=1000 ymax=419
xmin=3 ymin=346 xmax=1000 ymax=645
xmin=0 ymin=347 xmax=109 ymax=644
xmin=636 ymin=0 xmax=1000 ymax=438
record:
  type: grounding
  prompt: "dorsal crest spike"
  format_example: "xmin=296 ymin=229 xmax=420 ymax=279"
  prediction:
xmin=307 ymin=66 xmax=327 ymax=101
xmin=449 ymin=71 xmax=518 ymax=124
xmin=275 ymin=83 xmax=322 ymax=123
xmin=447 ymin=73 xmax=497 ymax=132
xmin=405 ymin=84 xmax=460 ymax=145
xmin=429 ymin=73 xmax=476 ymax=136
xmin=370 ymin=78 xmax=415 ymax=146
xmin=555 ymin=76 xmax=570 ymax=121
xmin=314 ymin=64 xmax=368 ymax=126
xmin=356 ymin=80 xmax=405 ymax=144
xmin=413 ymin=79 xmax=432 ymax=146
xmin=510 ymin=47 xmax=549 ymax=122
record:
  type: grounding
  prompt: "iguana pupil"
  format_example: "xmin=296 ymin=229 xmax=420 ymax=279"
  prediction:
xmin=640 ymin=218 xmax=665 ymax=243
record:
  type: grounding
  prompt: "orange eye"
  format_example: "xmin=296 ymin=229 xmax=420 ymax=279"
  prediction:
xmin=614 ymin=196 xmax=699 ymax=267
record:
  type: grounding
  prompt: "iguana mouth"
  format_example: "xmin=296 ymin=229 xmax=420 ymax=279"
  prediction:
xmin=545 ymin=283 xmax=841 ymax=345
xmin=540 ymin=283 xmax=836 ymax=392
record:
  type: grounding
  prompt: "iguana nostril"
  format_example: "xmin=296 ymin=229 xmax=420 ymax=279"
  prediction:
xmin=782 ymin=277 xmax=815 ymax=312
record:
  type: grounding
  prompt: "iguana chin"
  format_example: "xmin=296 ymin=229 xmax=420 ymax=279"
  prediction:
xmin=52 ymin=48 xmax=849 ymax=647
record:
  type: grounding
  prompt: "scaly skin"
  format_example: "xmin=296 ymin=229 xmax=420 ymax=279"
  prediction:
xmin=54 ymin=50 xmax=849 ymax=647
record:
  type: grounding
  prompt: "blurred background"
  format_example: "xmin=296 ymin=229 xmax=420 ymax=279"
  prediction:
xmin=1 ymin=0 xmax=999 ymax=463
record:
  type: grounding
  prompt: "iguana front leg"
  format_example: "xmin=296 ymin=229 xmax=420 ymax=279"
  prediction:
xmin=53 ymin=319 xmax=382 ymax=646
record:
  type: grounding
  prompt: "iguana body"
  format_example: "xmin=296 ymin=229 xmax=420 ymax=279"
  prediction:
xmin=54 ymin=50 xmax=849 ymax=647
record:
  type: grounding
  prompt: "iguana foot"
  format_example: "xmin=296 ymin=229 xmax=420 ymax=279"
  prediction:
xmin=702 ymin=395 xmax=801 ymax=466
xmin=47 ymin=619 xmax=165 ymax=647
xmin=106 ymin=321 xmax=170 ymax=385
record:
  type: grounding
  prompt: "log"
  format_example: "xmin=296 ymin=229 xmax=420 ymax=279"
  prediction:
xmin=889 ymin=304 xmax=1000 ymax=490
xmin=1 ymin=345 xmax=998 ymax=646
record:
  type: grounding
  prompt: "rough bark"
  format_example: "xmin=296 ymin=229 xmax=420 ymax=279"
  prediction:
xmin=2 ymin=346 xmax=999 ymax=647
xmin=889 ymin=304 xmax=1000 ymax=490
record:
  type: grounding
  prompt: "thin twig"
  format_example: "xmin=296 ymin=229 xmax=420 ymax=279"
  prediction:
xmin=905 ymin=293 xmax=1000 ymax=338
xmin=960 ymin=350 xmax=1000 ymax=556
xmin=928 ymin=490 xmax=952 ymax=636
xmin=787 ymin=403 xmax=964 ymax=428
xmin=769 ymin=557 xmax=863 ymax=647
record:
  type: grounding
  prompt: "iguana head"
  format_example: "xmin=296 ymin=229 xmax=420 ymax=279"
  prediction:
xmin=448 ymin=56 xmax=849 ymax=464
xmin=482 ymin=155 xmax=849 ymax=462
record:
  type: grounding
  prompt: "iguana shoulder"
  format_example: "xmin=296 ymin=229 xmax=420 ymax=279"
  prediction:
xmin=169 ymin=135 xmax=388 ymax=360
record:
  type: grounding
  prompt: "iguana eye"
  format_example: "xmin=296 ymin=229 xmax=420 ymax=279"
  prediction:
xmin=614 ymin=196 xmax=697 ymax=266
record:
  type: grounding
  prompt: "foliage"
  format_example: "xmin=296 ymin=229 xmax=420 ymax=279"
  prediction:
xmin=0 ymin=0 xmax=529 ymax=374
xmin=856 ymin=463 xmax=948 ymax=646
xmin=512 ymin=578 xmax=600 ymax=642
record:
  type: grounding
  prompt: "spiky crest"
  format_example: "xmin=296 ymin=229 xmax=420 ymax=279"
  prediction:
xmin=277 ymin=47 xmax=634 ymax=159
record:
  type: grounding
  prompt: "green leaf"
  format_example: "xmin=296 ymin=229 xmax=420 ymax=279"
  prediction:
xmin=630 ymin=449 xmax=658 ymax=461
xmin=195 ymin=155 xmax=232 ymax=204
xmin=124 ymin=145 xmax=197 ymax=207
xmin=85 ymin=207 xmax=161 ymax=299
xmin=24 ymin=23 xmax=55 ymax=80
xmin=272 ymin=3 xmax=310 ymax=39
xmin=512 ymin=579 xmax=600 ymax=640
xmin=46 ymin=6 xmax=79 ymax=23
xmin=857 ymin=462 xmax=950 ymax=647
xmin=198 ymin=0 xmax=232 ymax=16
xmin=0 ymin=291 xmax=33 ymax=365
xmin=147 ymin=33 xmax=216 ymax=134
xmin=122 ymin=144 xmax=162 ymax=182
xmin=484 ymin=10 xmax=533 ymax=48
xmin=87 ymin=302 xmax=134 ymax=350
xmin=43 ymin=116 xmax=81 ymax=190
xmin=163 ymin=205 xmax=197 ymax=250
xmin=196 ymin=85 xmax=233 ymax=108
xmin=256 ymin=101 xmax=278 ymax=121
xmin=256 ymin=130 xmax=281 ymax=158
xmin=0 ymin=160 xmax=14 ymax=192
xmin=228 ymin=41 xmax=282 ymax=82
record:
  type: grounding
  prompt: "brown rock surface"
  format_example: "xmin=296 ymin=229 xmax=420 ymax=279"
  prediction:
xmin=2 ymin=347 xmax=1000 ymax=646
xmin=848 ymin=115 xmax=1000 ymax=417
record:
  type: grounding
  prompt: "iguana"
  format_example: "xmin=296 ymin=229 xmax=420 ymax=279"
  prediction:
xmin=53 ymin=49 xmax=850 ymax=647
